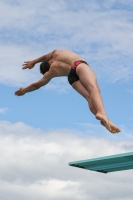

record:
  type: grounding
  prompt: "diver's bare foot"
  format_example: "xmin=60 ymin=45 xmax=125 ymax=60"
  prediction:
xmin=100 ymin=120 xmax=121 ymax=134
xmin=96 ymin=112 xmax=111 ymax=132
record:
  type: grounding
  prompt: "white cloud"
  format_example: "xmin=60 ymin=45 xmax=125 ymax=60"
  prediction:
xmin=0 ymin=0 xmax=133 ymax=90
xmin=0 ymin=120 xmax=133 ymax=199
xmin=0 ymin=44 xmax=41 ymax=86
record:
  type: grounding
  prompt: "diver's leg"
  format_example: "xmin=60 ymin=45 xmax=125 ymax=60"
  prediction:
xmin=72 ymin=80 xmax=97 ymax=115
xmin=76 ymin=64 xmax=120 ymax=133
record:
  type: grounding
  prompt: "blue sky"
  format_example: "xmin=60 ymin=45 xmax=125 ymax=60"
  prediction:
xmin=0 ymin=0 xmax=133 ymax=199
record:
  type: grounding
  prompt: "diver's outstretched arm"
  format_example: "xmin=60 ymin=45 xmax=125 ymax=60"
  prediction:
xmin=15 ymin=71 xmax=54 ymax=96
xmin=22 ymin=50 xmax=55 ymax=70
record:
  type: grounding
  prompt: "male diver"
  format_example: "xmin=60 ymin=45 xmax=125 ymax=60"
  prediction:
xmin=15 ymin=49 xmax=120 ymax=134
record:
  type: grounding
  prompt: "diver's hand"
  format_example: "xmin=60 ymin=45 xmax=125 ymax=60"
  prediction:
xmin=22 ymin=60 xmax=35 ymax=70
xmin=15 ymin=87 xmax=25 ymax=96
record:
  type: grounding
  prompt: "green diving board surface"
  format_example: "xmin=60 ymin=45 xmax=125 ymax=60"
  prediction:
xmin=69 ymin=152 xmax=133 ymax=173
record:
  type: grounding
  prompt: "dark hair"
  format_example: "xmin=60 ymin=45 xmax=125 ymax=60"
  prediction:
xmin=40 ymin=59 xmax=50 ymax=75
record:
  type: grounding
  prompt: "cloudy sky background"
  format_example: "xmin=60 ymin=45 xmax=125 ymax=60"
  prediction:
xmin=0 ymin=0 xmax=133 ymax=199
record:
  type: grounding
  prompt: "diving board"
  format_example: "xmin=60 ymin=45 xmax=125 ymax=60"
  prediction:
xmin=69 ymin=152 xmax=133 ymax=173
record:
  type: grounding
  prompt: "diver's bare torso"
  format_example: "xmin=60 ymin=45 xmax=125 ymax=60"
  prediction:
xmin=49 ymin=49 xmax=85 ymax=77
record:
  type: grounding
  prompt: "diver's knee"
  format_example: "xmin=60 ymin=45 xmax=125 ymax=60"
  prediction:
xmin=89 ymin=85 xmax=100 ymax=93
